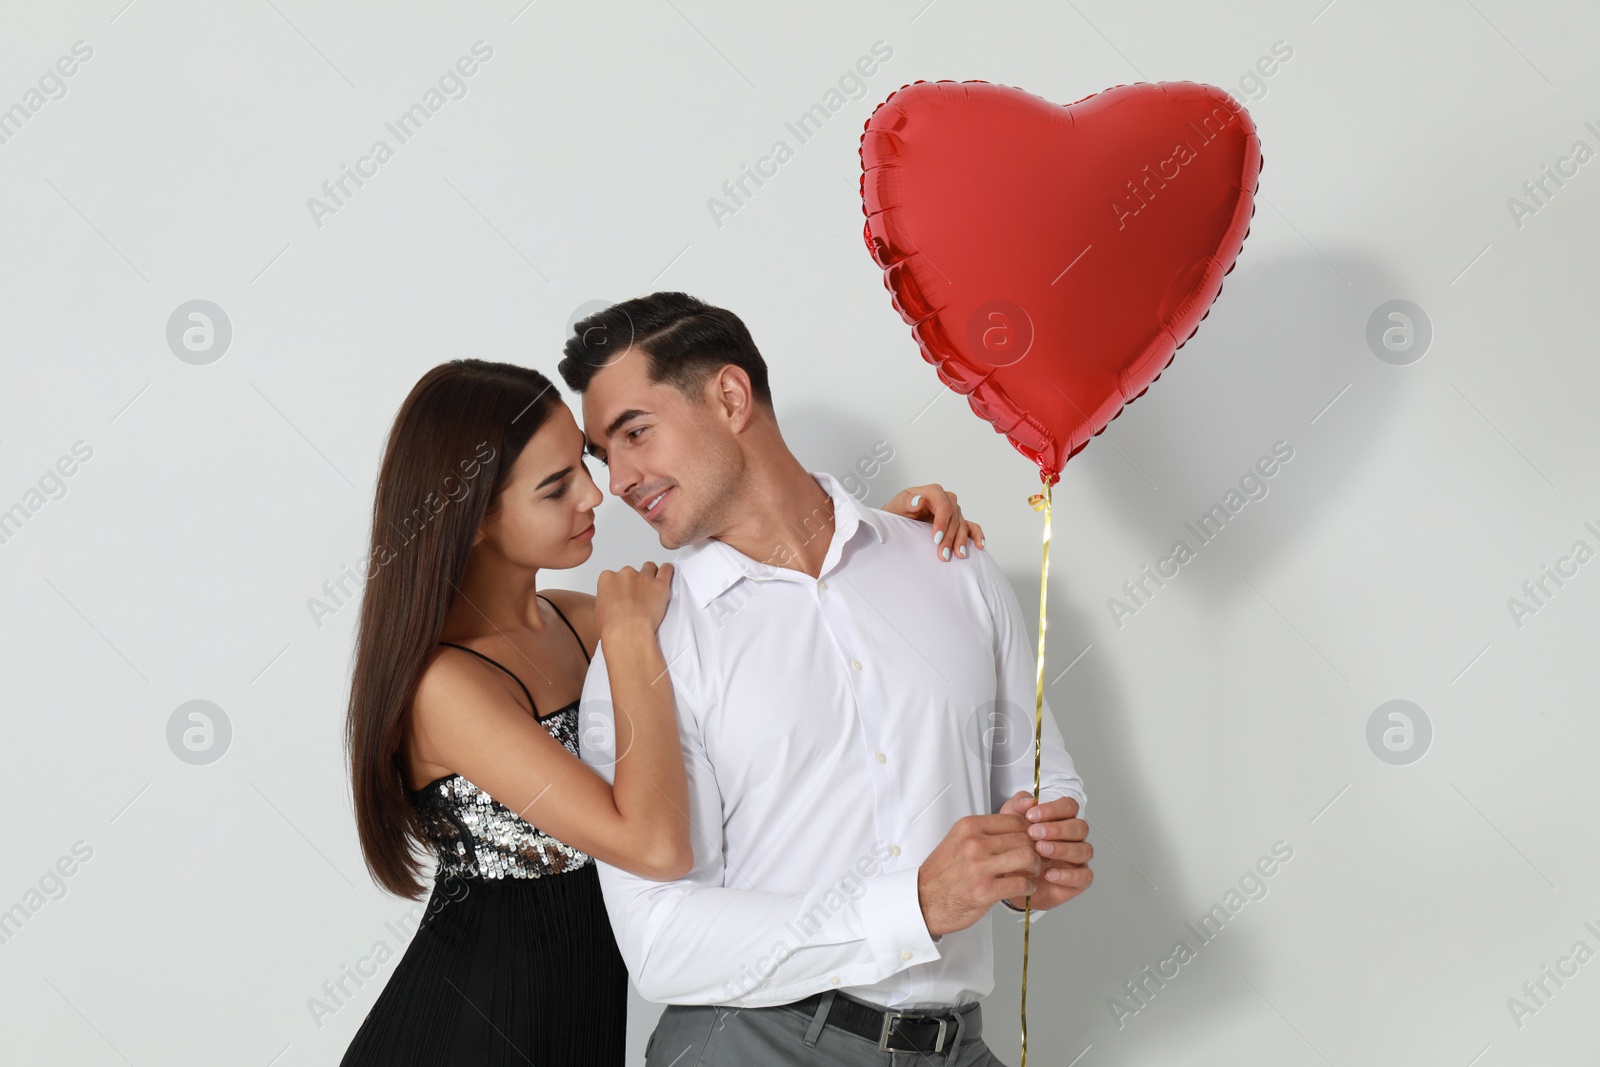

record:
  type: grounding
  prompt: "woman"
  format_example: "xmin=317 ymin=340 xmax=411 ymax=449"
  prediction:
xmin=339 ymin=359 xmax=984 ymax=1065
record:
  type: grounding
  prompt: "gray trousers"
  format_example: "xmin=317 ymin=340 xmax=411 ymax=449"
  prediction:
xmin=643 ymin=991 xmax=1010 ymax=1067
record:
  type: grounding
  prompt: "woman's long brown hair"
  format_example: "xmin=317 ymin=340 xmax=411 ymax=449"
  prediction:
xmin=346 ymin=359 xmax=562 ymax=898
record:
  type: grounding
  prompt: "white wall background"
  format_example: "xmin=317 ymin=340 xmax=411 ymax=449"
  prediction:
xmin=2 ymin=0 xmax=1597 ymax=1063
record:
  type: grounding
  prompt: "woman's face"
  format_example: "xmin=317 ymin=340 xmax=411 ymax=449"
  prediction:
xmin=474 ymin=402 xmax=604 ymax=570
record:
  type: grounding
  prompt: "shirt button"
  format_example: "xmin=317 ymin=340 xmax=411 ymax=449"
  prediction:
xmin=890 ymin=844 xmax=902 ymax=857
xmin=875 ymin=752 xmax=886 ymax=764
xmin=851 ymin=660 xmax=862 ymax=671
xmin=900 ymin=950 xmax=914 ymax=961
xmin=830 ymin=975 xmax=841 ymax=985
xmin=818 ymin=580 xmax=828 ymax=591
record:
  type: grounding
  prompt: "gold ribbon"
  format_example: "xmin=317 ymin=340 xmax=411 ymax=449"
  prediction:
xmin=1020 ymin=475 xmax=1056 ymax=1067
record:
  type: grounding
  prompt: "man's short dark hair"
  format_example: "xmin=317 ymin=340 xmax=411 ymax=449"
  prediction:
xmin=558 ymin=292 xmax=772 ymax=408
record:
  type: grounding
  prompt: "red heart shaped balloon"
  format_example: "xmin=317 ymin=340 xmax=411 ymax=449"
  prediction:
xmin=860 ymin=80 xmax=1261 ymax=480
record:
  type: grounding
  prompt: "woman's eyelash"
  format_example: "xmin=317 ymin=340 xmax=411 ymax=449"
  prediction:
xmin=549 ymin=483 xmax=569 ymax=500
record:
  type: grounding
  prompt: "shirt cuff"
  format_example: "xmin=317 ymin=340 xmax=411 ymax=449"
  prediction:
xmin=999 ymin=897 xmax=1048 ymax=923
xmin=859 ymin=866 xmax=941 ymax=972
xmin=1028 ymin=788 xmax=1086 ymax=822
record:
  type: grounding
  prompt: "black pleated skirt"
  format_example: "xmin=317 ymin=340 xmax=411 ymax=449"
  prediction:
xmin=340 ymin=862 xmax=628 ymax=1066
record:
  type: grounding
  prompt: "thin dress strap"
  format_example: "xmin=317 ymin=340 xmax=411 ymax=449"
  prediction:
xmin=537 ymin=593 xmax=591 ymax=665
xmin=437 ymin=642 xmax=543 ymax=718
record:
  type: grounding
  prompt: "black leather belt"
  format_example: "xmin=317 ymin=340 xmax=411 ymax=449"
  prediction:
xmin=788 ymin=990 xmax=978 ymax=1053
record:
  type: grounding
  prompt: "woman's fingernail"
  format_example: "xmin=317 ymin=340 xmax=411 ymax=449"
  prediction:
xmin=933 ymin=529 xmax=944 ymax=544
xmin=941 ymin=546 xmax=950 ymax=560
xmin=957 ymin=545 xmax=966 ymax=557
xmin=909 ymin=494 xmax=920 ymax=507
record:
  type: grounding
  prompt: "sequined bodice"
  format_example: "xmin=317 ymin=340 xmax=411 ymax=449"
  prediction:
xmin=410 ymin=699 xmax=595 ymax=879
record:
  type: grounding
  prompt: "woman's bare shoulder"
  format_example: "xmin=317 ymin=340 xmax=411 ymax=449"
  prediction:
xmin=540 ymin=588 xmax=597 ymax=653
xmin=539 ymin=587 xmax=595 ymax=609
xmin=412 ymin=644 xmax=499 ymax=717
xmin=407 ymin=645 xmax=518 ymax=765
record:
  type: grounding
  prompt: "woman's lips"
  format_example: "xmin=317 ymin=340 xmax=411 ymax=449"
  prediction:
xmin=572 ymin=522 xmax=595 ymax=542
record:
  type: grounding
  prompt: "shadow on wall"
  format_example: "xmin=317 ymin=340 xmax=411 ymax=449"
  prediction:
xmin=781 ymin=406 xmax=908 ymax=509
xmin=981 ymin=250 xmax=1418 ymax=1064
xmin=1078 ymin=249 xmax=1417 ymax=613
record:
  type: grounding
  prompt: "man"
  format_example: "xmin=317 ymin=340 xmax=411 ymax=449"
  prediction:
xmin=560 ymin=292 xmax=1092 ymax=1066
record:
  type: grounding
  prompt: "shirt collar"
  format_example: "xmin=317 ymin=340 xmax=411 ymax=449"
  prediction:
xmin=674 ymin=470 xmax=888 ymax=610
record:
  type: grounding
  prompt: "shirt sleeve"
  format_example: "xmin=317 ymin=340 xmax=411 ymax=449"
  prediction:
xmin=576 ymin=630 xmax=942 ymax=1007
xmin=973 ymin=547 xmax=1087 ymax=820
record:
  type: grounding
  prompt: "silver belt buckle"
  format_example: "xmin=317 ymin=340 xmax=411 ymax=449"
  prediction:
xmin=878 ymin=1010 xmax=948 ymax=1053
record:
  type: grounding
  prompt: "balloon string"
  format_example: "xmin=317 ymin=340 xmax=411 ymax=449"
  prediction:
xmin=1021 ymin=476 xmax=1055 ymax=1067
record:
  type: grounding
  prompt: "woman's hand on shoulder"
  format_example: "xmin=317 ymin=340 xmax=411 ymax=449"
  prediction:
xmin=595 ymin=562 xmax=674 ymax=640
xmin=882 ymin=484 xmax=985 ymax=561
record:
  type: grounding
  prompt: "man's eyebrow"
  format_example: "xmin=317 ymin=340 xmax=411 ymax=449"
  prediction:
xmin=534 ymin=466 xmax=572 ymax=491
xmin=602 ymin=407 xmax=652 ymax=440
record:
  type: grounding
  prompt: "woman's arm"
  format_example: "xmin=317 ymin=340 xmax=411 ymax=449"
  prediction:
xmin=880 ymin=482 xmax=986 ymax=561
xmin=590 ymin=563 xmax=692 ymax=878
xmin=408 ymin=566 xmax=691 ymax=881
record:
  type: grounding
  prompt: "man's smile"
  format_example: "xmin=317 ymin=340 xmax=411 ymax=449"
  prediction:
xmin=638 ymin=486 xmax=673 ymax=522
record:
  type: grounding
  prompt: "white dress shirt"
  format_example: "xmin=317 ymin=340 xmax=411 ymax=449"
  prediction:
xmin=577 ymin=469 xmax=1085 ymax=1010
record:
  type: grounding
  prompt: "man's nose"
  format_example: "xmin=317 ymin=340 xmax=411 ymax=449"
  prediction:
xmin=608 ymin=460 xmax=637 ymax=505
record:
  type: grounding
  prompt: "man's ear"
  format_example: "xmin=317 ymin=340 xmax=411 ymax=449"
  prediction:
xmin=711 ymin=365 xmax=756 ymax=431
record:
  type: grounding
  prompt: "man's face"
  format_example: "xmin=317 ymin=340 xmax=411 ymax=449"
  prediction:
xmin=580 ymin=348 xmax=740 ymax=550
